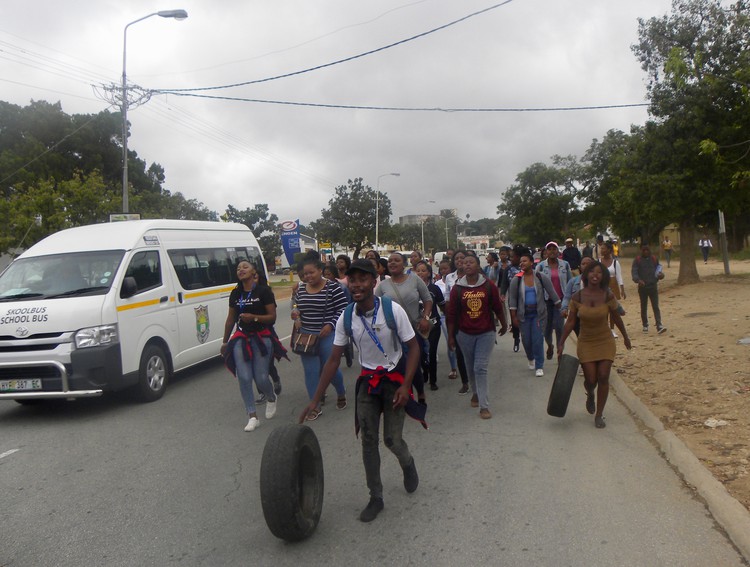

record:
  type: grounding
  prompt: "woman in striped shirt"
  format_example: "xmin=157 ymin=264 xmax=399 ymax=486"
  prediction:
xmin=294 ymin=256 xmax=349 ymax=421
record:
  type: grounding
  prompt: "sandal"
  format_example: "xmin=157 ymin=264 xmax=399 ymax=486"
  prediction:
xmin=586 ymin=393 xmax=595 ymax=415
xmin=336 ymin=397 xmax=347 ymax=410
xmin=448 ymin=370 xmax=457 ymax=380
xmin=594 ymin=415 xmax=606 ymax=428
xmin=306 ymin=407 xmax=322 ymax=421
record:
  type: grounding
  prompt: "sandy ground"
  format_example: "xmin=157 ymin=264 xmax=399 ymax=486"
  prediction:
xmin=615 ymin=257 xmax=750 ymax=511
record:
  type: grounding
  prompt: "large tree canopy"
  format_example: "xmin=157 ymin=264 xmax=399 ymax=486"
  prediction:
xmin=312 ymin=177 xmax=392 ymax=258
xmin=0 ymin=100 xmax=217 ymax=254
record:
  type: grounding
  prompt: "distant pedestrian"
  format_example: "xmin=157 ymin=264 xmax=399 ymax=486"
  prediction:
xmin=435 ymin=258 xmax=459 ymax=380
xmin=336 ymin=254 xmax=351 ymax=287
xmin=375 ymin=253 xmax=433 ymax=404
xmin=599 ymin=240 xmax=626 ymax=338
xmin=631 ymin=242 xmax=666 ymax=334
xmin=661 ymin=236 xmax=673 ymax=268
xmin=699 ymin=233 xmax=713 ymax=264
xmin=499 ymin=244 xmax=524 ymax=353
xmin=444 ymin=250 xmax=470 ymax=393
xmin=558 ymin=261 xmax=631 ymax=429
xmin=414 ymin=260 xmax=445 ymax=391
xmin=535 ymin=241 xmax=571 ymax=360
xmin=509 ymin=250 xmax=560 ymax=377
xmin=483 ymin=252 xmax=500 ymax=283
xmin=221 ymin=261 xmax=281 ymax=432
xmin=582 ymin=241 xmax=594 ymax=259
xmin=446 ymin=253 xmax=507 ymax=419
xmin=562 ymin=237 xmax=582 ymax=274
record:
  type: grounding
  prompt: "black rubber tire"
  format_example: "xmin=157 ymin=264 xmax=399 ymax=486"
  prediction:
xmin=260 ymin=424 xmax=324 ymax=542
xmin=134 ymin=344 xmax=170 ymax=402
xmin=547 ymin=354 xmax=580 ymax=418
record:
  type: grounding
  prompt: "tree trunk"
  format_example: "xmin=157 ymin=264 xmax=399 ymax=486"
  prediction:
xmin=677 ymin=222 xmax=700 ymax=285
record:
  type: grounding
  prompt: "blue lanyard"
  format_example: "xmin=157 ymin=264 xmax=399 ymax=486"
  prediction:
xmin=359 ymin=298 xmax=388 ymax=359
xmin=237 ymin=286 xmax=254 ymax=309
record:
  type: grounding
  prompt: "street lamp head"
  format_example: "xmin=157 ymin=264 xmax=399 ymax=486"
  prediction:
xmin=158 ymin=9 xmax=188 ymax=20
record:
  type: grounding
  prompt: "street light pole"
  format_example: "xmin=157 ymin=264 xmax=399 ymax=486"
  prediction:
xmin=122 ymin=9 xmax=188 ymax=214
xmin=375 ymin=172 xmax=400 ymax=252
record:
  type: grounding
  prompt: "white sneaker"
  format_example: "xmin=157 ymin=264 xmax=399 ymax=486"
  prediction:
xmin=265 ymin=400 xmax=277 ymax=419
xmin=535 ymin=368 xmax=544 ymax=377
xmin=244 ymin=417 xmax=260 ymax=432
xmin=642 ymin=326 xmax=649 ymax=333
xmin=611 ymin=330 xmax=618 ymax=338
xmin=528 ymin=361 xmax=535 ymax=370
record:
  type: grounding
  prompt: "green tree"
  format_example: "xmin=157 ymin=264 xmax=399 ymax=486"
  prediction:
xmin=632 ymin=0 xmax=750 ymax=282
xmin=312 ymin=178 xmax=392 ymax=258
xmin=223 ymin=204 xmax=281 ymax=268
xmin=500 ymin=156 xmax=585 ymax=246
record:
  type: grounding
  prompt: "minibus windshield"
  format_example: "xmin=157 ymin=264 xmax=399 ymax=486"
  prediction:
xmin=0 ymin=250 xmax=125 ymax=301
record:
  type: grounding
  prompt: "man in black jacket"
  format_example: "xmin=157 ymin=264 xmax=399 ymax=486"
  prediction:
xmin=631 ymin=242 xmax=666 ymax=334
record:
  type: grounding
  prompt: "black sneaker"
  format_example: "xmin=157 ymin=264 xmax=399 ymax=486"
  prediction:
xmin=273 ymin=380 xmax=282 ymax=396
xmin=255 ymin=393 xmax=267 ymax=404
xmin=359 ymin=498 xmax=384 ymax=522
xmin=403 ymin=459 xmax=419 ymax=493
xmin=458 ymin=384 xmax=470 ymax=395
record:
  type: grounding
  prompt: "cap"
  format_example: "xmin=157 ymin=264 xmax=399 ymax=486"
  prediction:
xmin=565 ymin=238 xmax=573 ymax=243
xmin=346 ymin=259 xmax=378 ymax=277
xmin=545 ymin=241 xmax=559 ymax=249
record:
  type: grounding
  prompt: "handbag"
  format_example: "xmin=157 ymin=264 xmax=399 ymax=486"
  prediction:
xmin=291 ymin=330 xmax=319 ymax=355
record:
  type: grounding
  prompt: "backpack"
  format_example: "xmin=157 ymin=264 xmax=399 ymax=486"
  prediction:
xmin=343 ymin=295 xmax=401 ymax=350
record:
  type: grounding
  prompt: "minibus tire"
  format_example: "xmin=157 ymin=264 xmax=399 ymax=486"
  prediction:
xmin=135 ymin=344 xmax=170 ymax=402
xmin=260 ymin=424 xmax=324 ymax=542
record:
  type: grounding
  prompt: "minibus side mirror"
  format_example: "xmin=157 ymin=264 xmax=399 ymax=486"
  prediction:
xmin=120 ymin=276 xmax=138 ymax=298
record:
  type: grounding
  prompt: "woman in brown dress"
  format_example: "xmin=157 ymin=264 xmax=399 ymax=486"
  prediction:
xmin=558 ymin=261 xmax=631 ymax=428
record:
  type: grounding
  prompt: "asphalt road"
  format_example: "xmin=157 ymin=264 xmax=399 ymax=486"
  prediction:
xmin=1 ymin=301 xmax=746 ymax=567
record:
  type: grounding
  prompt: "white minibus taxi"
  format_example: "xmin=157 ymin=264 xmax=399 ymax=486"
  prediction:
xmin=0 ymin=220 xmax=266 ymax=403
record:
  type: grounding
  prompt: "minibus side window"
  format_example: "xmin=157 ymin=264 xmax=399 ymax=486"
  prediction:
xmin=124 ymin=251 xmax=162 ymax=294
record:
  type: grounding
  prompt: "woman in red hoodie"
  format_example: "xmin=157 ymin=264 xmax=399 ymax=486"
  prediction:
xmin=447 ymin=253 xmax=508 ymax=419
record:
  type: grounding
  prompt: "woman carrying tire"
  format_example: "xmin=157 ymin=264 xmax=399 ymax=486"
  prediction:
xmin=558 ymin=261 xmax=631 ymax=428
xmin=294 ymin=256 xmax=349 ymax=421
xmin=446 ymin=252 xmax=507 ymax=419
xmin=375 ymin=253 xmax=433 ymax=404
xmin=221 ymin=261 xmax=281 ymax=432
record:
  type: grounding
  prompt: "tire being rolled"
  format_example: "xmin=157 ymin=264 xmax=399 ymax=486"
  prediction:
xmin=260 ymin=424 xmax=324 ymax=542
xmin=547 ymin=353 xmax=580 ymax=418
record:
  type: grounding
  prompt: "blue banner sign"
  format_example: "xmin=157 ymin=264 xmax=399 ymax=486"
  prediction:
xmin=280 ymin=219 xmax=301 ymax=265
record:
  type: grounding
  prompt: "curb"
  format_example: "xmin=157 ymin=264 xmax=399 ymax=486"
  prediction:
xmin=612 ymin=374 xmax=750 ymax=561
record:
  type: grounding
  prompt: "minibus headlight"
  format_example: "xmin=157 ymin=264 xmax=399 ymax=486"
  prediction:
xmin=75 ymin=324 xmax=119 ymax=348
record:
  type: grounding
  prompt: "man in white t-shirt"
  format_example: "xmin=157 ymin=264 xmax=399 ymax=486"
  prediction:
xmin=299 ymin=259 xmax=421 ymax=523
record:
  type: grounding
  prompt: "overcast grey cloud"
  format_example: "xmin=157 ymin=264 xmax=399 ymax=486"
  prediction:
xmin=2 ymin=0 xmax=672 ymax=225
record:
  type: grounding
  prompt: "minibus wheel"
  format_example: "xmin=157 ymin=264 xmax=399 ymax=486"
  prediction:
xmin=135 ymin=344 xmax=170 ymax=402
xmin=260 ymin=424 xmax=324 ymax=541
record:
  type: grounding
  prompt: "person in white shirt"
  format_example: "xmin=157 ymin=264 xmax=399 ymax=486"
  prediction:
xmin=299 ymin=259 xmax=421 ymax=523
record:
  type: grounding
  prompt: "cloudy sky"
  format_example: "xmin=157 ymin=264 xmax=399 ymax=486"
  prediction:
xmin=2 ymin=0 xmax=673 ymax=226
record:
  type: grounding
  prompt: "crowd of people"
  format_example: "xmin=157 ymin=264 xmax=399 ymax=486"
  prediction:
xmin=220 ymin=237 xmax=677 ymax=521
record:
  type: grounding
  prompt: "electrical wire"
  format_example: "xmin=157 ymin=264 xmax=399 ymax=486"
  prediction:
xmin=155 ymin=0 xmax=515 ymax=93
xmin=155 ymin=91 xmax=650 ymax=112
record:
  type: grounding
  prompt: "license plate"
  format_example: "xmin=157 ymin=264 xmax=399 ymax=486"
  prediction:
xmin=0 ymin=379 xmax=42 ymax=391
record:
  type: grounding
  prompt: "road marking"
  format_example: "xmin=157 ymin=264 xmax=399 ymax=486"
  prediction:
xmin=0 ymin=448 xmax=20 ymax=460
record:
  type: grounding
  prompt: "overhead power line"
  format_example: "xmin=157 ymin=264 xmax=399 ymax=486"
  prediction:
xmin=156 ymin=0 xmax=515 ymax=93
xmin=157 ymin=92 xmax=650 ymax=112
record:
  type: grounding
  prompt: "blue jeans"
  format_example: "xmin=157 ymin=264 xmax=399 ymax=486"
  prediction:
xmin=300 ymin=329 xmax=345 ymax=404
xmin=233 ymin=337 xmax=275 ymax=415
xmin=456 ymin=330 xmax=496 ymax=410
xmin=520 ymin=310 xmax=545 ymax=370
xmin=440 ymin=314 xmax=457 ymax=370
xmin=544 ymin=299 xmax=563 ymax=351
